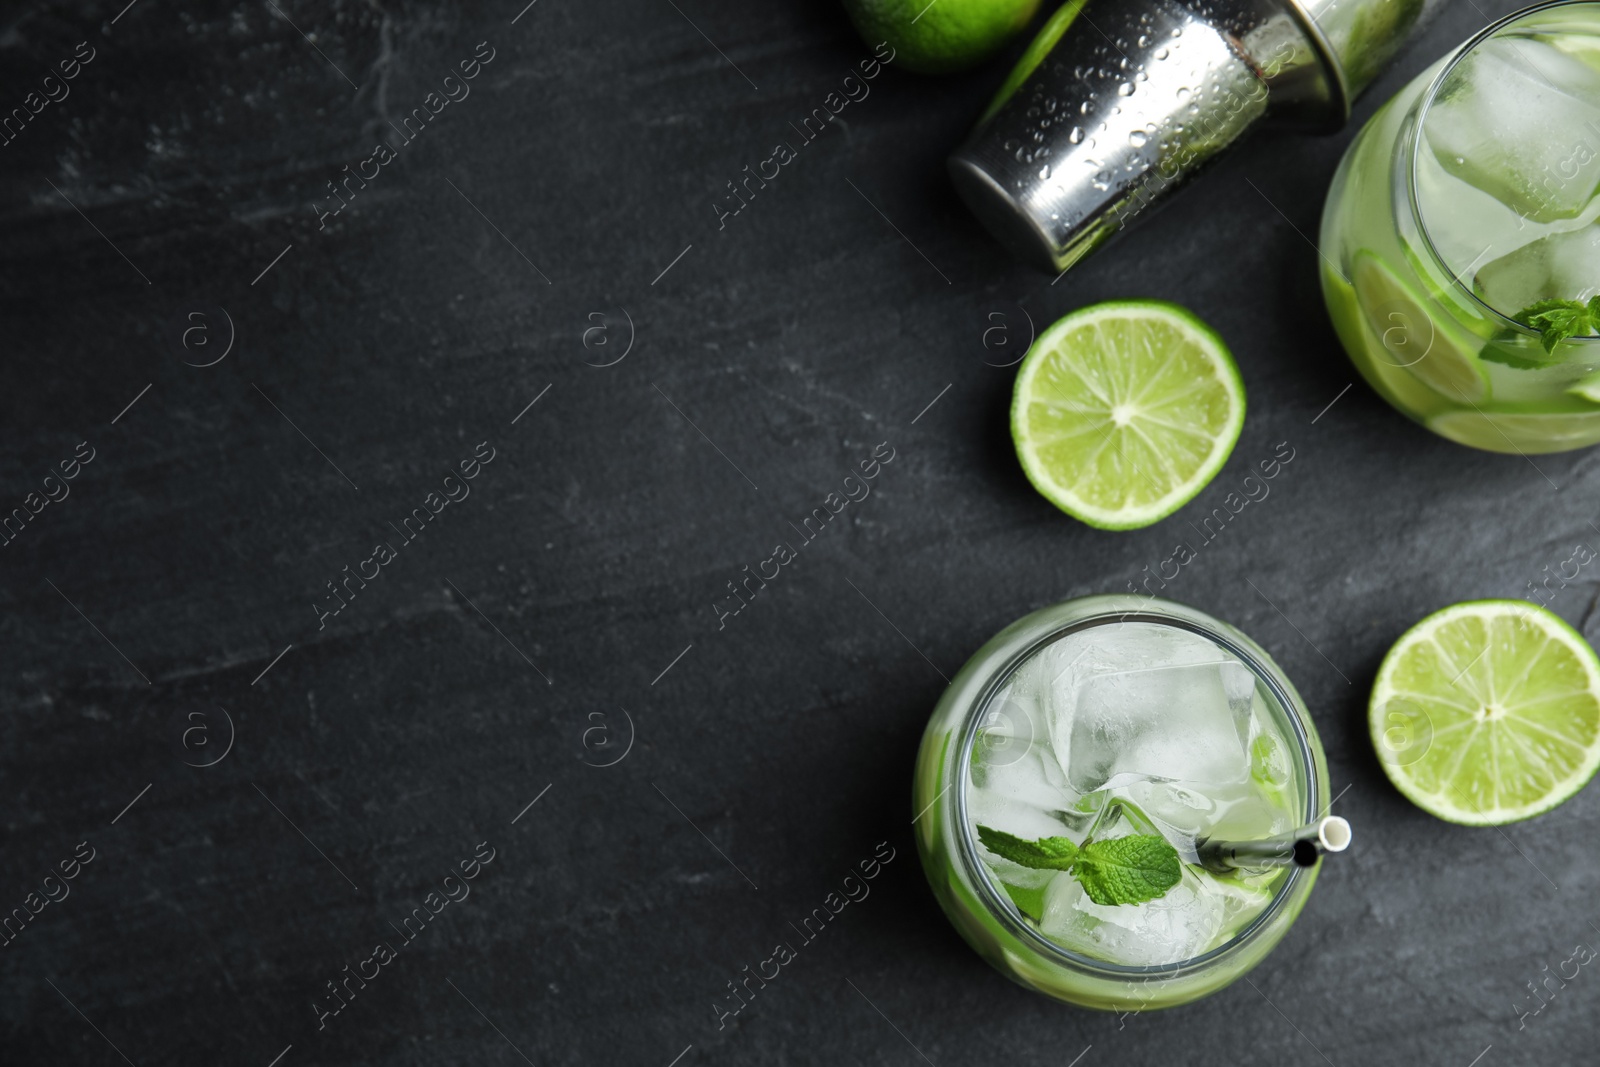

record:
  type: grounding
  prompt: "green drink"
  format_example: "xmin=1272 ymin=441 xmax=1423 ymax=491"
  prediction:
xmin=1320 ymin=1 xmax=1600 ymax=453
xmin=912 ymin=596 xmax=1334 ymax=1011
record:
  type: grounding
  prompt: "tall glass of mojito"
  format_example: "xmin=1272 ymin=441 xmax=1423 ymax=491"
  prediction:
xmin=1321 ymin=1 xmax=1600 ymax=453
xmin=912 ymin=595 xmax=1332 ymax=1011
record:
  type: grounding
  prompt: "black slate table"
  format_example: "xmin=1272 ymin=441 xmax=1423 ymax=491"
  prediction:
xmin=0 ymin=1 xmax=1587 ymax=1064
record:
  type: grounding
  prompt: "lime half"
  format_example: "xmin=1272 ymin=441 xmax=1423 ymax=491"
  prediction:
xmin=1370 ymin=600 xmax=1600 ymax=825
xmin=843 ymin=0 xmax=1040 ymax=74
xmin=1011 ymin=300 xmax=1245 ymax=530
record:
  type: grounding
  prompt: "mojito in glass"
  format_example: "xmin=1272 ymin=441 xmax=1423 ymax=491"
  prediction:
xmin=912 ymin=596 xmax=1332 ymax=1011
xmin=1320 ymin=1 xmax=1600 ymax=452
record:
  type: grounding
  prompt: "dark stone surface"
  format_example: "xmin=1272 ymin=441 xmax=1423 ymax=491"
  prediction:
xmin=0 ymin=1 xmax=1588 ymax=1064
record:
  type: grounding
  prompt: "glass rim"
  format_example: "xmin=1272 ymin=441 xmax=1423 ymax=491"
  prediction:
xmin=1407 ymin=0 xmax=1600 ymax=342
xmin=951 ymin=604 xmax=1320 ymax=978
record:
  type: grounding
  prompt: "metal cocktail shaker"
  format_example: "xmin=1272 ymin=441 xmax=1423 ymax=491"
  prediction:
xmin=950 ymin=0 xmax=1444 ymax=274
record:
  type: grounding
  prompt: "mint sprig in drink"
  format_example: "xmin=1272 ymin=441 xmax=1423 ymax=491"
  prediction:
xmin=912 ymin=597 xmax=1333 ymax=1011
xmin=1320 ymin=1 xmax=1600 ymax=452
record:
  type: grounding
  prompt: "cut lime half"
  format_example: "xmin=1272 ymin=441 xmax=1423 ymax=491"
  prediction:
xmin=843 ymin=0 xmax=1041 ymax=74
xmin=1011 ymin=300 xmax=1245 ymax=531
xmin=1370 ymin=599 xmax=1600 ymax=826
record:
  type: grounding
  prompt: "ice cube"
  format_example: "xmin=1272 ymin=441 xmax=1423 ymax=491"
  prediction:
xmin=1209 ymin=876 xmax=1276 ymax=929
xmin=1066 ymin=622 xmax=1232 ymax=675
xmin=972 ymin=679 xmax=1055 ymax=795
xmin=1473 ymin=223 xmax=1600 ymax=313
xmin=1031 ymin=623 xmax=1235 ymax=794
xmin=1219 ymin=659 xmax=1256 ymax=707
xmin=1423 ymin=36 xmax=1600 ymax=223
xmin=1083 ymin=793 xmax=1164 ymax=839
xmin=1038 ymin=866 xmax=1224 ymax=966
xmin=1119 ymin=779 xmax=1217 ymax=843
xmin=1085 ymin=792 xmax=1201 ymax=864
xmin=968 ymin=741 xmax=1078 ymax=843
xmin=1055 ymin=660 xmax=1252 ymax=794
xmin=1053 ymin=786 xmax=1112 ymax=836
xmin=1220 ymin=659 xmax=1258 ymax=748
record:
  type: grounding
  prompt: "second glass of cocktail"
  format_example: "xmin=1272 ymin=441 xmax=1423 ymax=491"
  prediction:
xmin=1321 ymin=1 xmax=1600 ymax=452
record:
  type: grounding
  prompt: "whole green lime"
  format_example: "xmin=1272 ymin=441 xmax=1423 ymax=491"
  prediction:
xmin=843 ymin=0 xmax=1043 ymax=75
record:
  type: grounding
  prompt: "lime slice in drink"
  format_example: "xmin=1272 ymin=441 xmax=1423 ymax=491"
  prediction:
xmin=1010 ymin=300 xmax=1245 ymax=530
xmin=1324 ymin=263 xmax=1449 ymax=419
xmin=1352 ymin=253 xmax=1489 ymax=404
xmin=1567 ymin=369 xmax=1600 ymax=403
xmin=1427 ymin=408 xmax=1600 ymax=453
xmin=1549 ymin=21 xmax=1600 ymax=76
xmin=1370 ymin=600 xmax=1600 ymax=825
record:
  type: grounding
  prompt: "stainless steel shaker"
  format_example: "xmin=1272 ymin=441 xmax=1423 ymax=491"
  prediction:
xmin=950 ymin=0 xmax=1444 ymax=274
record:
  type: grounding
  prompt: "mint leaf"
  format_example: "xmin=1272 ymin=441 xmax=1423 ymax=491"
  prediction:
xmin=976 ymin=825 xmax=1078 ymax=870
xmin=1514 ymin=298 xmax=1592 ymax=354
xmin=976 ymin=826 xmax=1183 ymax=906
xmin=1479 ymin=335 xmax=1555 ymax=369
xmin=1073 ymin=835 xmax=1182 ymax=906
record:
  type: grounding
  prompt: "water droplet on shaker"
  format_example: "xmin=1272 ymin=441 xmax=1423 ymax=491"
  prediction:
xmin=1129 ymin=130 xmax=1148 ymax=147
xmin=1039 ymin=164 xmax=1051 ymax=180
xmin=1069 ymin=126 xmax=1084 ymax=144
xmin=1117 ymin=83 xmax=1135 ymax=97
